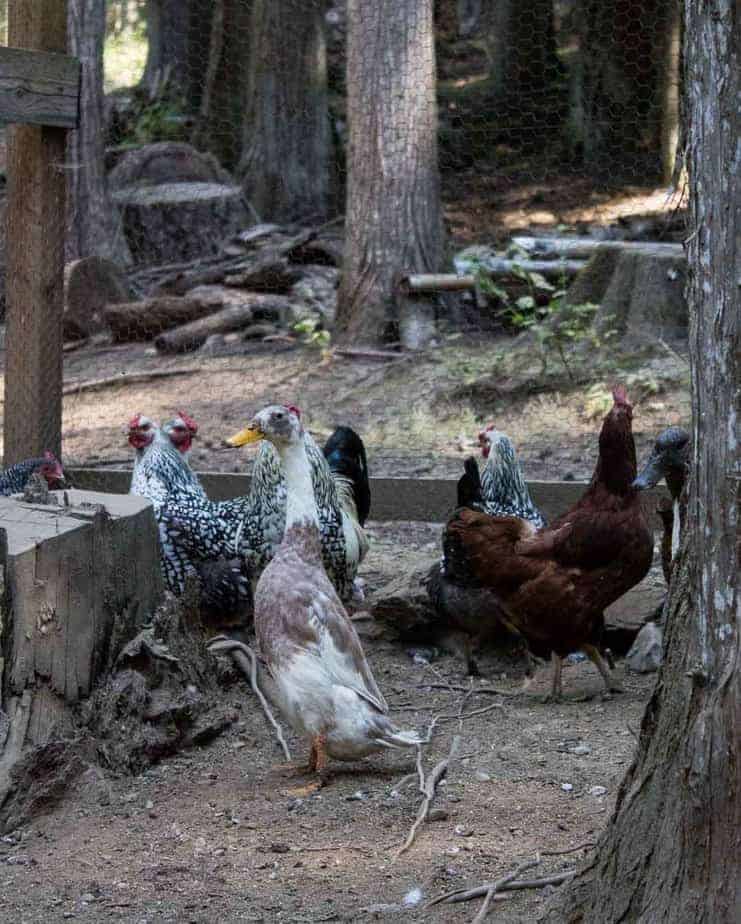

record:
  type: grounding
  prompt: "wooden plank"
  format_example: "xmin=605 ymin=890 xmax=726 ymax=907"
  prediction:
xmin=67 ymin=468 xmax=670 ymax=529
xmin=0 ymin=46 xmax=80 ymax=129
xmin=3 ymin=1 xmax=68 ymax=465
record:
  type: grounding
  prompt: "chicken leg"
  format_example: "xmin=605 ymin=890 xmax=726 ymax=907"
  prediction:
xmin=542 ymin=652 xmax=563 ymax=703
xmin=582 ymin=643 xmax=623 ymax=696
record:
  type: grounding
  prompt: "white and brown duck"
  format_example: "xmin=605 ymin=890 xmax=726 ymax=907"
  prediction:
xmin=227 ymin=405 xmax=420 ymax=782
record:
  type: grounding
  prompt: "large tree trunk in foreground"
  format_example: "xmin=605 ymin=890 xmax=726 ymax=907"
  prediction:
xmin=545 ymin=2 xmax=740 ymax=921
xmin=336 ymin=0 xmax=443 ymax=348
xmin=67 ymin=0 xmax=131 ymax=265
xmin=238 ymin=0 xmax=331 ymax=223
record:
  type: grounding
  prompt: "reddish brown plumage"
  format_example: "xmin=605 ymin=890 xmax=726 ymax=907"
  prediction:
xmin=442 ymin=391 xmax=654 ymax=669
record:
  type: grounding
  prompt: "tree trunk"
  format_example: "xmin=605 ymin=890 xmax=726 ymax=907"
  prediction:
xmin=67 ymin=0 xmax=131 ymax=265
xmin=193 ymin=0 xmax=252 ymax=171
xmin=544 ymin=2 xmax=740 ymax=921
xmin=484 ymin=0 xmax=561 ymax=120
xmin=336 ymin=0 xmax=444 ymax=348
xmin=238 ymin=0 xmax=331 ymax=223
xmin=572 ymin=0 xmax=681 ymax=179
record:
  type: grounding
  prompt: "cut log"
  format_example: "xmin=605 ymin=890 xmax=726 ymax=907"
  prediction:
xmin=0 ymin=490 xmax=162 ymax=813
xmin=452 ymin=251 xmax=585 ymax=279
xmin=113 ymin=182 xmax=251 ymax=265
xmin=154 ymin=293 xmax=294 ymax=353
xmin=401 ymin=273 xmax=477 ymax=293
xmin=152 ymin=255 xmax=251 ymax=297
xmin=102 ymin=296 xmax=212 ymax=342
xmin=64 ymin=256 xmax=131 ymax=340
xmin=509 ymin=236 xmax=683 ymax=260
xmin=223 ymin=252 xmax=301 ymax=292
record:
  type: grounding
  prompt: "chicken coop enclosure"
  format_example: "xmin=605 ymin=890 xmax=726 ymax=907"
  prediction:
xmin=0 ymin=0 xmax=688 ymax=478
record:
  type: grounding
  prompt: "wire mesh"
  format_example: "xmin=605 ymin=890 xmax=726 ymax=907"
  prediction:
xmin=0 ymin=0 xmax=689 ymax=485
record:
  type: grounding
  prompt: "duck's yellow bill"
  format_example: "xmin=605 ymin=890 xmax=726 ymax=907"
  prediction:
xmin=227 ymin=426 xmax=263 ymax=447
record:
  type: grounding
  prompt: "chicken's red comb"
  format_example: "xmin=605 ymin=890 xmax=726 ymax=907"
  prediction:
xmin=42 ymin=450 xmax=57 ymax=461
xmin=612 ymin=385 xmax=631 ymax=407
xmin=128 ymin=413 xmax=143 ymax=429
xmin=286 ymin=404 xmax=301 ymax=419
xmin=177 ymin=410 xmax=198 ymax=434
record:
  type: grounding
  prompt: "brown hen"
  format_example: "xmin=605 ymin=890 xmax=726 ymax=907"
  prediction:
xmin=442 ymin=386 xmax=653 ymax=700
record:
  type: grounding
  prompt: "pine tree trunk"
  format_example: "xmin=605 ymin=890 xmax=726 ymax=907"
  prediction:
xmin=193 ymin=0 xmax=252 ymax=171
xmin=573 ymin=0 xmax=681 ymax=179
xmin=336 ymin=0 xmax=443 ymax=348
xmin=67 ymin=0 xmax=131 ymax=265
xmin=544 ymin=2 xmax=740 ymax=921
xmin=238 ymin=0 xmax=331 ymax=224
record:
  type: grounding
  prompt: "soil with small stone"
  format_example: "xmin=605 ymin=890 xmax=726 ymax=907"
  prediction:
xmin=0 ymin=519 xmax=658 ymax=924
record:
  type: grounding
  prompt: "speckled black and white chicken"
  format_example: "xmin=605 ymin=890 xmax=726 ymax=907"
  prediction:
xmin=425 ymin=427 xmax=544 ymax=674
xmin=160 ymin=411 xmax=369 ymax=602
xmin=128 ymin=414 xmax=250 ymax=619
xmin=0 ymin=451 xmax=65 ymax=496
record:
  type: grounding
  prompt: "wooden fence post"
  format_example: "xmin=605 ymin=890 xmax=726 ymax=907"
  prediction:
xmin=4 ymin=1 xmax=69 ymax=464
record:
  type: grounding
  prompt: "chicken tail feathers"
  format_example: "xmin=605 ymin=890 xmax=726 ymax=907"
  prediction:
xmin=323 ymin=426 xmax=371 ymax=526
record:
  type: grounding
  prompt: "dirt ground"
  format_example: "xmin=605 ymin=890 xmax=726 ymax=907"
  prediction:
xmin=22 ymin=333 xmax=690 ymax=485
xmin=0 ymin=519 xmax=660 ymax=924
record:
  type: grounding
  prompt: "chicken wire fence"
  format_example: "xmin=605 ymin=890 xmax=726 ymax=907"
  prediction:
xmin=0 ymin=0 xmax=686 ymax=472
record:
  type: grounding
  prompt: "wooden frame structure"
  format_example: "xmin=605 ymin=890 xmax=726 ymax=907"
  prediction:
xmin=2 ymin=1 xmax=80 ymax=465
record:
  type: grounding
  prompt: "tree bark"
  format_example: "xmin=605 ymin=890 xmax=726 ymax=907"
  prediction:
xmin=67 ymin=0 xmax=131 ymax=265
xmin=544 ymin=2 xmax=740 ymax=921
xmin=238 ymin=0 xmax=331 ymax=223
xmin=572 ymin=0 xmax=681 ymax=179
xmin=484 ymin=0 xmax=561 ymax=116
xmin=193 ymin=0 xmax=252 ymax=171
xmin=336 ymin=0 xmax=444 ymax=348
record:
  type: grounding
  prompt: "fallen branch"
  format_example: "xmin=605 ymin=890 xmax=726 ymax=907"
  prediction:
xmin=427 ymin=863 xmax=576 ymax=909
xmin=395 ymin=734 xmax=461 ymax=858
xmin=63 ymin=367 xmax=200 ymax=396
xmin=334 ymin=347 xmax=413 ymax=361
xmin=207 ymin=636 xmax=291 ymax=761
xmin=416 ymin=682 xmax=519 ymax=697
xmin=471 ymin=858 xmax=541 ymax=923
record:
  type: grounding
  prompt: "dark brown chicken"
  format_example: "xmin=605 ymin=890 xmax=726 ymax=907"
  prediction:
xmin=442 ymin=387 xmax=653 ymax=699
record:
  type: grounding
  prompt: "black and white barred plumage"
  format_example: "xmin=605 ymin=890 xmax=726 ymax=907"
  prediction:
xmin=0 ymin=454 xmax=64 ymax=496
xmin=160 ymin=428 xmax=366 ymax=602
xmin=478 ymin=428 xmax=545 ymax=528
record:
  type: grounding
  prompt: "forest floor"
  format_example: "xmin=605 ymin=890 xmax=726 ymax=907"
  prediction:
xmin=47 ymin=333 xmax=690 ymax=484
xmin=0 ymin=518 xmax=660 ymax=924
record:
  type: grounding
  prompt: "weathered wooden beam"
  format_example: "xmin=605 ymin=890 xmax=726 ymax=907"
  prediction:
xmin=0 ymin=46 xmax=80 ymax=129
xmin=4 ymin=0 xmax=68 ymax=465
xmin=67 ymin=468 xmax=670 ymax=529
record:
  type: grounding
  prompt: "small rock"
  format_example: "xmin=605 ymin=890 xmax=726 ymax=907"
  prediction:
xmin=567 ymin=652 xmax=587 ymax=664
xmin=428 ymin=809 xmax=448 ymax=822
xmin=145 ymin=800 xmax=154 ymax=811
xmin=447 ymin=794 xmax=462 ymax=803
xmin=454 ymin=825 xmax=474 ymax=837
xmin=589 ymin=786 xmax=607 ymax=797
xmin=561 ymin=783 xmax=574 ymax=792
xmin=570 ymin=745 xmax=591 ymax=756
xmin=474 ymin=770 xmax=491 ymax=782
xmin=626 ymin=622 xmax=663 ymax=673
xmin=403 ymin=887 xmax=423 ymax=907
xmin=80 ymin=893 xmax=96 ymax=903
xmin=270 ymin=843 xmax=290 ymax=854
xmin=346 ymin=791 xmax=367 ymax=802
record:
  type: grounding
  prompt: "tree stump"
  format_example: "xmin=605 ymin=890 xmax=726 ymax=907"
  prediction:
xmin=565 ymin=241 xmax=688 ymax=345
xmin=113 ymin=182 xmax=251 ymax=265
xmin=108 ymin=141 xmax=234 ymax=191
xmin=0 ymin=489 xmax=162 ymax=810
xmin=64 ymin=256 xmax=131 ymax=340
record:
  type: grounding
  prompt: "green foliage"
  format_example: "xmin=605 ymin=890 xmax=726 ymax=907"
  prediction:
xmin=127 ymin=97 xmax=189 ymax=145
xmin=472 ymin=258 xmax=616 ymax=382
xmin=294 ymin=316 xmax=331 ymax=351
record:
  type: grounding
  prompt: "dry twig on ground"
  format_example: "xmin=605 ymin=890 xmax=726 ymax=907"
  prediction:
xmin=207 ymin=636 xmax=291 ymax=760
xmin=395 ymin=734 xmax=461 ymax=858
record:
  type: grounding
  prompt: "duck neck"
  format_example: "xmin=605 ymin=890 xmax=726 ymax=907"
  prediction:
xmin=280 ymin=436 xmax=319 ymax=530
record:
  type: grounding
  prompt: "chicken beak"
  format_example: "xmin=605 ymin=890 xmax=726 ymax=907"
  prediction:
xmin=226 ymin=426 xmax=263 ymax=447
xmin=632 ymin=450 xmax=664 ymax=490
